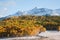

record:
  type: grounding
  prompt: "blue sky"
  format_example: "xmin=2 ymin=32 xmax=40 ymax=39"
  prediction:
xmin=0 ymin=0 xmax=60 ymax=17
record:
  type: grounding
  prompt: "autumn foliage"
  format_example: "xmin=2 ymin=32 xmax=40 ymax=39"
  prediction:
xmin=0 ymin=16 xmax=60 ymax=38
xmin=0 ymin=16 xmax=46 ymax=37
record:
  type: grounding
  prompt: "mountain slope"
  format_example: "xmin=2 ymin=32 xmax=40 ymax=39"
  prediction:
xmin=27 ymin=7 xmax=53 ymax=16
xmin=0 ymin=7 xmax=60 ymax=20
xmin=6 ymin=7 xmax=60 ymax=17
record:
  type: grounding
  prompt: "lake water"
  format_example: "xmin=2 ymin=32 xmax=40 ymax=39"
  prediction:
xmin=0 ymin=31 xmax=60 ymax=40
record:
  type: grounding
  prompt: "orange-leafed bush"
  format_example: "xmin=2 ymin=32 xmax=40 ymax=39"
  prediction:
xmin=0 ymin=16 xmax=47 ymax=37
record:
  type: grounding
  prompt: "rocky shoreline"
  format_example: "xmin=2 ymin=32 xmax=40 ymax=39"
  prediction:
xmin=0 ymin=31 xmax=60 ymax=40
xmin=0 ymin=36 xmax=48 ymax=40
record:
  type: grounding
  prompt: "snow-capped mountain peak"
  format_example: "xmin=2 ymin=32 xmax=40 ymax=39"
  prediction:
xmin=5 ymin=7 xmax=60 ymax=17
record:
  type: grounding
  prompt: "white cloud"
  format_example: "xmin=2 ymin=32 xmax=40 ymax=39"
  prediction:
xmin=0 ymin=0 xmax=17 ymax=17
xmin=0 ymin=8 xmax=8 ymax=17
xmin=51 ymin=11 xmax=60 ymax=16
xmin=5 ymin=1 xmax=16 ymax=7
xmin=4 ymin=8 xmax=8 ymax=11
xmin=0 ymin=1 xmax=16 ymax=7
